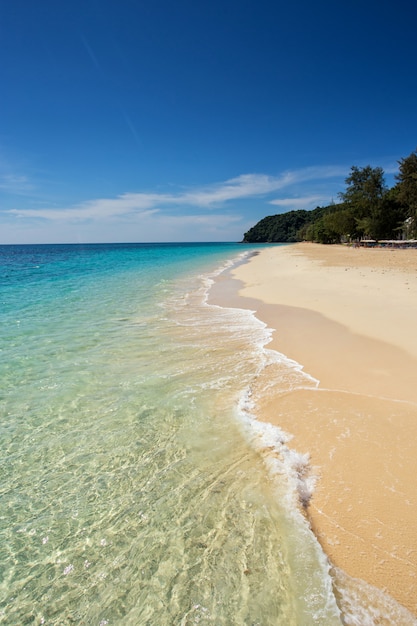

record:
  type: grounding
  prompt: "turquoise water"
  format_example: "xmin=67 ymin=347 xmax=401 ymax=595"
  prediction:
xmin=1 ymin=242 xmax=404 ymax=625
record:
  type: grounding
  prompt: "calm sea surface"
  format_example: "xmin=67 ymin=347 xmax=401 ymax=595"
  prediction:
xmin=0 ymin=243 xmax=410 ymax=625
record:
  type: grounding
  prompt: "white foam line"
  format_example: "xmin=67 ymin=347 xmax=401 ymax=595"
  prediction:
xmin=201 ymin=250 xmax=322 ymax=507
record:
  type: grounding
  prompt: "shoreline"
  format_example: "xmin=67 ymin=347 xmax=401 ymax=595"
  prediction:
xmin=210 ymin=243 xmax=417 ymax=617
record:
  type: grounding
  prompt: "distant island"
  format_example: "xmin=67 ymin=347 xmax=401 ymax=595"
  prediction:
xmin=243 ymin=148 xmax=417 ymax=244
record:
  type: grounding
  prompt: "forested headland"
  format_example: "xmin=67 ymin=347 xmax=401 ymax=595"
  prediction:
xmin=243 ymin=149 xmax=417 ymax=244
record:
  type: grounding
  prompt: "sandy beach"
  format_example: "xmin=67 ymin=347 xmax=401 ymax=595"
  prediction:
xmin=211 ymin=243 xmax=417 ymax=617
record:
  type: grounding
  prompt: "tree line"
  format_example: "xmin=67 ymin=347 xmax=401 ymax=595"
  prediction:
xmin=242 ymin=148 xmax=417 ymax=244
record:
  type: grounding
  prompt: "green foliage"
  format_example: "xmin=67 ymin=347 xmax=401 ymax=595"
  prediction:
xmin=339 ymin=166 xmax=386 ymax=214
xmin=338 ymin=165 xmax=388 ymax=239
xmin=243 ymin=151 xmax=417 ymax=244
xmin=308 ymin=208 xmax=356 ymax=243
xmin=243 ymin=210 xmax=312 ymax=243
xmin=396 ymin=149 xmax=417 ymax=237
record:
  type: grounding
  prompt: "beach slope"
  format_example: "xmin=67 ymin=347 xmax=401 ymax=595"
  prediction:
xmin=212 ymin=243 xmax=417 ymax=616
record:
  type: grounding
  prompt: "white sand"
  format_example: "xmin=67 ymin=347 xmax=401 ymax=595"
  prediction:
xmin=213 ymin=243 xmax=417 ymax=616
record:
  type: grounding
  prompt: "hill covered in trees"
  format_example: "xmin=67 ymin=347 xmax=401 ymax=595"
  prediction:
xmin=243 ymin=149 xmax=417 ymax=244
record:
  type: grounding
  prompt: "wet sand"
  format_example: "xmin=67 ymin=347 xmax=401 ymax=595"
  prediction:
xmin=211 ymin=243 xmax=417 ymax=616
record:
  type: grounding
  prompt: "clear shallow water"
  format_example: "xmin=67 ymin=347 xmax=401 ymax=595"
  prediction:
xmin=0 ymin=243 xmax=410 ymax=625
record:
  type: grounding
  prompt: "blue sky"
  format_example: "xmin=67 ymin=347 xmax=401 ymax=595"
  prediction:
xmin=1 ymin=0 xmax=416 ymax=243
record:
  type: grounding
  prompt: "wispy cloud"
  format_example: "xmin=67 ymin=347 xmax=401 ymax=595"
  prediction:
xmin=178 ymin=173 xmax=294 ymax=206
xmin=79 ymin=33 xmax=105 ymax=76
xmin=269 ymin=195 xmax=325 ymax=209
xmin=6 ymin=166 xmax=349 ymax=223
xmin=8 ymin=195 xmax=162 ymax=221
xmin=293 ymin=165 xmax=348 ymax=181
xmin=383 ymin=164 xmax=400 ymax=175
xmin=0 ymin=173 xmax=35 ymax=195
xmin=1 ymin=164 xmax=357 ymax=243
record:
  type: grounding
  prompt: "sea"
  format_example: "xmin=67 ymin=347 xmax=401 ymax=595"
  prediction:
xmin=1 ymin=242 xmax=415 ymax=626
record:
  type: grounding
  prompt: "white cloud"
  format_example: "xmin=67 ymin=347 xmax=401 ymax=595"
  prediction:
xmin=6 ymin=167 xmax=349 ymax=223
xmin=0 ymin=173 xmax=35 ymax=194
xmin=0 ymin=210 xmax=244 ymax=244
xmin=6 ymin=173 xmax=292 ymax=222
xmin=384 ymin=164 xmax=400 ymax=175
xmin=286 ymin=165 xmax=348 ymax=182
xmin=1 ymin=164 xmax=356 ymax=243
xmin=178 ymin=173 xmax=294 ymax=206
xmin=9 ymin=196 xmax=162 ymax=221
xmin=269 ymin=195 xmax=325 ymax=208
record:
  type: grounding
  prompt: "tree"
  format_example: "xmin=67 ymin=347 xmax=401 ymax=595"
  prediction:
xmin=242 ymin=152 xmax=417 ymax=245
xmin=303 ymin=208 xmax=355 ymax=243
xmin=365 ymin=186 xmax=407 ymax=240
xmin=339 ymin=165 xmax=387 ymax=238
xmin=396 ymin=149 xmax=417 ymax=237
xmin=242 ymin=210 xmax=314 ymax=242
